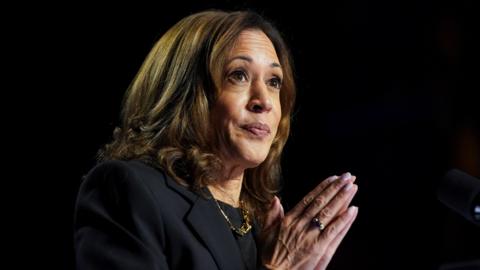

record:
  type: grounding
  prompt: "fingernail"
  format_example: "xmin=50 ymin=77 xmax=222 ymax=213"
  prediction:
xmin=348 ymin=206 xmax=358 ymax=215
xmin=327 ymin=175 xmax=338 ymax=183
xmin=344 ymin=182 xmax=353 ymax=191
xmin=341 ymin=172 xmax=351 ymax=181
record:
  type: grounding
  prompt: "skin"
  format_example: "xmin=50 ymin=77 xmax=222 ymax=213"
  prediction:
xmin=209 ymin=29 xmax=282 ymax=206
xmin=208 ymin=30 xmax=358 ymax=269
xmin=261 ymin=173 xmax=358 ymax=269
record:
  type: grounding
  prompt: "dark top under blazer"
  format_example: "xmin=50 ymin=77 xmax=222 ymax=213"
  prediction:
xmin=74 ymin=160 xmax=261 ymax=270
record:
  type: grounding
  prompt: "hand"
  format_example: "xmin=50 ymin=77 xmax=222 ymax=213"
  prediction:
xmin=259 ymin=173 xmax=358 ymax=270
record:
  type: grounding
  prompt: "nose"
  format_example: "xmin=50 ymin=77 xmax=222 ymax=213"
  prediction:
xmin=247 ymin=80 xmax=273 ymax=113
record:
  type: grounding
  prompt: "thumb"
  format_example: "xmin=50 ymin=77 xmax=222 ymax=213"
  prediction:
xmin=263 ymin=196 xmax=284 ymax=231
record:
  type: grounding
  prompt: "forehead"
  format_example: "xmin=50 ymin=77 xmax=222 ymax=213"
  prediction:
xmin=229 ymin=30 xmax=279 ymax=62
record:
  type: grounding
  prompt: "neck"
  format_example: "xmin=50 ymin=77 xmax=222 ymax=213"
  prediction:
xmin=208 ymin=165 xmax=244 ymax=207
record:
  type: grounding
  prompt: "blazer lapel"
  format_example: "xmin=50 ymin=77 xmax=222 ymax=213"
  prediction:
xmin=186 ymin=196 xmax=245 ymax=270
xmin=162 ymin=170 xmax=245 ymax=270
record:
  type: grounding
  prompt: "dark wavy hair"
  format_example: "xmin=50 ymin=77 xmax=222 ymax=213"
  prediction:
xmin=99 ymin=10 xmax=296 ymax=225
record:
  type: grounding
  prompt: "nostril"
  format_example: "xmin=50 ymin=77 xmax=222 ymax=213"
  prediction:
xmin=252 ymin=104 xmax=263 ymax=112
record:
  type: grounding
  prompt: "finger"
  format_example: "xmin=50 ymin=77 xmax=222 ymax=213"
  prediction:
xmin=322 ymin=175 xmax=357 ymax=215
xmin=317 ymin=205 xmax=357 ymax=245
xmin=298 ymin=173 xmax=354 ymax=225
xmin=314 ymin=206 xmax=358 ymax=270
xmin=263 ymin=196 xmax=284 ymax=231
xmin=313 ymin=183 xmax=357 ymax=229
xmin=284 ymin=180 xmax=358 ymax=254
xmin=287 ymin=175 xmax=339 ymax=221
xmin=279 ymin=199 xmax=284 ymax=219
xmin=325 ymin=207 xmax=357 ymax=258
xmin=339 ymin=176 xmax=358 ymax=211
xmin=339 ymin=176 xmax=357 ymax=213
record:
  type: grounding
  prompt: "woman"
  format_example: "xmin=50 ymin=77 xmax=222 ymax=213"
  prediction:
xmin=74 ymin=10 xmax=358 ymax=270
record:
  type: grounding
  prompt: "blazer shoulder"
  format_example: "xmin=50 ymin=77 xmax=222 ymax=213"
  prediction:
xmin=81 ymin=160 xmax=167 ymax=190
xmin=75 ymin=160 xmax=172 ymax=269
xmin=79 ymin=159 xmax=196 ymax=207
xmin=77 ymin=160 xmax=165 ymax=211
xmin=84 ymin=159 xmax=165 ymax=180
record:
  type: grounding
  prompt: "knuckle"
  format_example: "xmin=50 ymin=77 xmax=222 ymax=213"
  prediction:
xmin=324 ymin=224 xmax=337 ymax=237
xmin=319 ymin=179 xmax=331 ymax=190
xmin=317 ymin=177 xmax=332 ymax=189
xmin=317 ymin=254 xmax=331 ymax=267
xmin=335 ymin=180 xmax=346 ymax=189
xmin=313 ymin=196 xmax=327 ymax=207
xmin=339 ymin=188 xmax=352 ymax=199
xmin=322 ymin=253 xmax=332 ymax=262
xmin=319 ymin=207 xmax=333 ymax=220
xmin=303 ymin=196 xmax=313 ymax=206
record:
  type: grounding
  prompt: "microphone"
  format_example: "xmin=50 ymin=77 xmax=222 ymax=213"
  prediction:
xmin=437 ymin=169 xmax=480 ymax=225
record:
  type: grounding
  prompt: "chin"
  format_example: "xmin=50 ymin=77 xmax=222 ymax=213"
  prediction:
xmin=230 ymin=136 xmax=273 ymax=168
xmin=243 ymin=160 xmax=264 ymax=169
xmin=241 ymin=151 xmax=270 ymax=168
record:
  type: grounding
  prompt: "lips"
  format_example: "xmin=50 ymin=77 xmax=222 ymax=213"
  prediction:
xmin=241 ymin=122 xmax=271 ymax=138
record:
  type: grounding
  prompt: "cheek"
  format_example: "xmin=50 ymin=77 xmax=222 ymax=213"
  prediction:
xmin=215 ymin=102 xmax=243 ymax=134
xmin=223 ymin=96 xmax=246 ymax=120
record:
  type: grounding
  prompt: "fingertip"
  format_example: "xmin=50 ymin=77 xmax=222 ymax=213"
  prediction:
xmin=327 ymin=175 xmax=339 ymax=182
xmin=341 ymin=172 xmax=352 ymax=180
xmin=264 ymin=196 xmax=284 ymax=229
xmin=273 ymin=195 xmax=281 ymax=206
xmin=271 ymin=196 xmax=284 ymax=217
xmin=350 ymin=175 xmax=357 ymax=183
xmin=271 ymin=196 xmax=277 ymax=206
xmin=348 ymin=206 xmax=358 ymax=216
xmin=271 ymin=196 xmax=282 ymax=210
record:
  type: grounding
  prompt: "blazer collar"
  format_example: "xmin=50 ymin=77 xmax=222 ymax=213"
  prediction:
xmin=162 ymin=170 xmax=197 ymax=203
xmin=162 ymin=171 xmax=245 ymax=270
xmin=186 ymin=195 xmax=246 ymax=270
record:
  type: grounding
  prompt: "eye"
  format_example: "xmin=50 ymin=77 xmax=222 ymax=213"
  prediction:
xmin=269 ymin=76 xmax=283 ymax=90
xmin=229 ymin=70 xmax=248 ymax=83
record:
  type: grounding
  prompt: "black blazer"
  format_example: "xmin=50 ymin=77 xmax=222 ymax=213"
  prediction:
xmin=74 ymin=160 xmax=261 ymax=270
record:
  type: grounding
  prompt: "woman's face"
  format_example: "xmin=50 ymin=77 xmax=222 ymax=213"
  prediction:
xmin=212 ymin=29 xmax=282 ymax=171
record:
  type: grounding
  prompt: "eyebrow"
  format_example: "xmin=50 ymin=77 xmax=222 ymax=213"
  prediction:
xmin=227 ymin=55 xmax=282 ymax=69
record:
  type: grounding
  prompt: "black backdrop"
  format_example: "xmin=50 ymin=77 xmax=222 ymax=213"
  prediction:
xmin=24 ymin=0 xmax=479 ymax=269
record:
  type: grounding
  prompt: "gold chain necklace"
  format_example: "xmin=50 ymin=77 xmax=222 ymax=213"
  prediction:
xmin=213 ymin=198 xmax=252 ymax=236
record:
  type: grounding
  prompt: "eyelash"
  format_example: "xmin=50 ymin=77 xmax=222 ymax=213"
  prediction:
xmin=229 ymin=70 xmax=248 ymax=82
xmin=269 ymin=76 xmax=283 ymax=90
xmin=228 ymin=70 xmax=283 ymax=90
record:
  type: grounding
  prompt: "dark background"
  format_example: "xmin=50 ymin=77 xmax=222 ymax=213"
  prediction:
xmin=21 ymin=0 xmax=479 ymax=269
